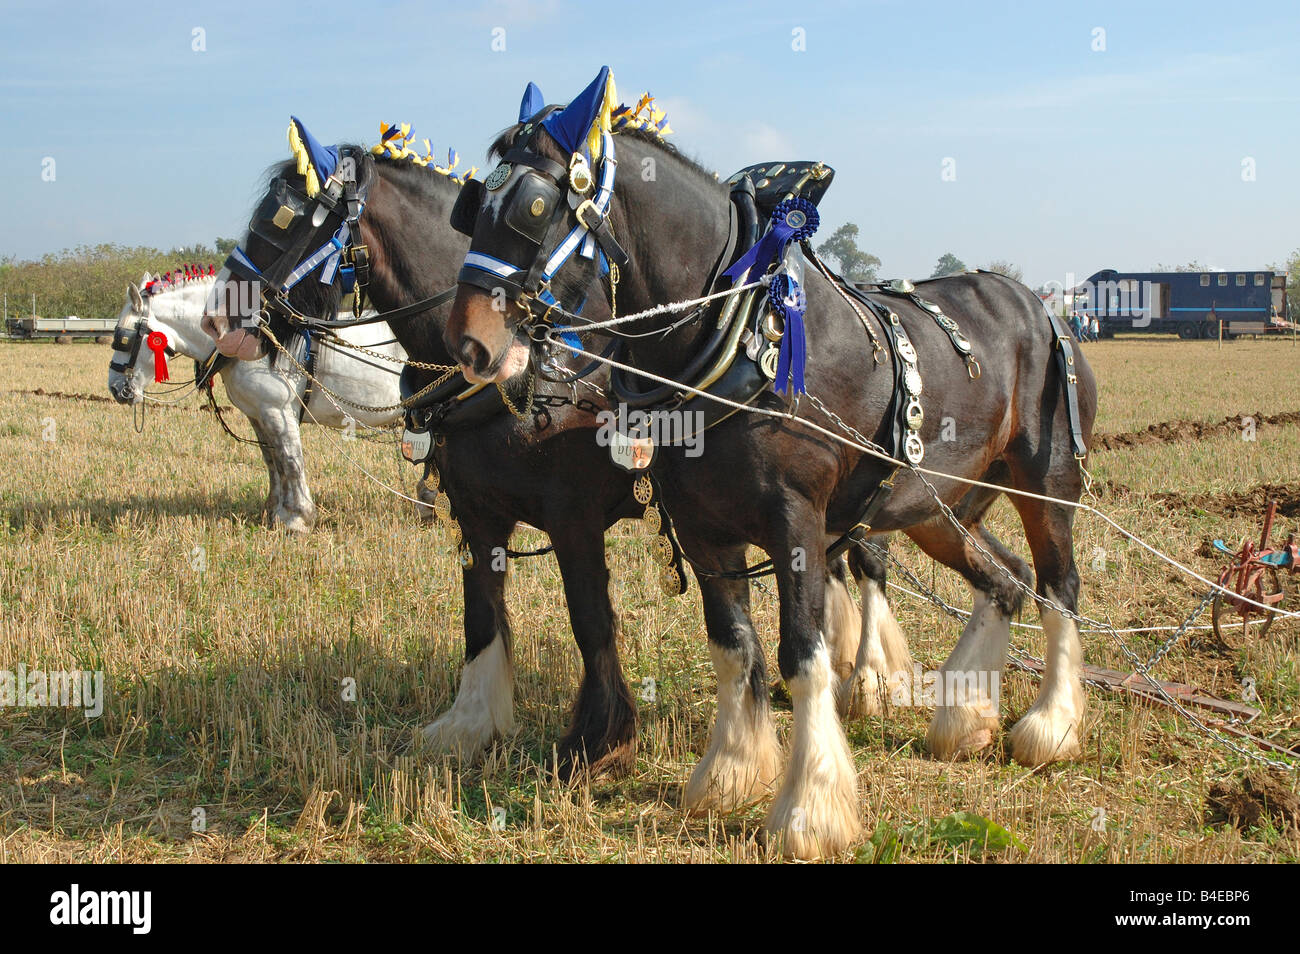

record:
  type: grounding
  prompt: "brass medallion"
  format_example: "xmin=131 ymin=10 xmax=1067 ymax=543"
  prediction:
xmin=759 ymin=345 xmax=781 ymax=380
xmin=905 ymin=432 xmax=925 ymax=464
xmin=433 ymin=492 xmax=451 ymax=522
xmin=905 ymin=398 xmax=924 ymax=430
xmin=660 ymin=565 xmax=684 ymax=596
xmin=484 ymin=162 xmax=512 ymax=191
xmin=651 ymin=533 xmax=675 ymax=566
xmin=633 ymin=475 xmax=653 ymax=505
xmin=643 ymin=504 xmax=662 ymax=534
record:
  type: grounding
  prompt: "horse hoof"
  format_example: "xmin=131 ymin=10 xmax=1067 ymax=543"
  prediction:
xmin=838 ymin=667 xmax=885 ymax=719
xmin=421 ymin=714 xmax=495 ymax=759
xmin=683 ymin=718 xmax=782 ymax=814
xmin=1008 ymin=707 xmax=1083 ymax=766
xmin=553 ymin=736 xmax=637 ymax=783
xmin=927 ymin=708 xmax=997 ymax=760
xmin=764 ymin=780 xmax=861 ymax=861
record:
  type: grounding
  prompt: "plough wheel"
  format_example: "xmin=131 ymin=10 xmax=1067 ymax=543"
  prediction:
xmin=1211 ymin=568 xmax=1285 ymax=649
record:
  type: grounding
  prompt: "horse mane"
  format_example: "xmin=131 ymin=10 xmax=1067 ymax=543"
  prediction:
xmin=487 ymin=121 xmax=718 ymax=184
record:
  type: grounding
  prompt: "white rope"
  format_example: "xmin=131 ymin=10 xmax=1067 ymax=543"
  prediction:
xmin=884 ymin=580 xmax=1266 ymax=636
xmin=558 ymin=279 xmax=766 ymax=331
xmin=544 ymin=331 xmax=1300 ymax=621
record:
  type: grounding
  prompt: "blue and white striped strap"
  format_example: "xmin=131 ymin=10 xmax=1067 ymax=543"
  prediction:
xmin=462 ymin=251 xmax=523 ymax=279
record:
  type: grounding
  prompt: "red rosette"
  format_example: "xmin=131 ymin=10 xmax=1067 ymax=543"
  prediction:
xmin=146 ymin=330 xmax=170 ymax=382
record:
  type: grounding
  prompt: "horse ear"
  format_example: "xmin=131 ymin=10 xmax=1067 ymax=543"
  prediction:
xmin=541 ymin=66 xmax=615 ymax=157
xmin=288 ymin=115 xmax=340 ymax=194
xmin=518 ymin=81 xmax=545 ymax=123
xmin=128 ymin=282 xmax=145 ymax=314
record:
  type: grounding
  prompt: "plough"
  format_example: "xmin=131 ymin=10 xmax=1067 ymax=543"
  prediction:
xmin=1211 ymin=499 xmax=1297 ymax=648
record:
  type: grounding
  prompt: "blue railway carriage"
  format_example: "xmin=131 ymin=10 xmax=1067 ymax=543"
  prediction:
xmin=1073 ymin=269 xmax=1290 ymax=339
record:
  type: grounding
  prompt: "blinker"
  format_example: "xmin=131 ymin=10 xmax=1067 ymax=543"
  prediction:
xmin=504 ymin=172 xmax=561 ymax=244
xmin=449 ymin=178 xmax=484 ymax=237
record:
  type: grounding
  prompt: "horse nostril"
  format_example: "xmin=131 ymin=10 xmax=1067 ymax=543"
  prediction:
xmin=456 ymin=337 xmax=489 ymax=372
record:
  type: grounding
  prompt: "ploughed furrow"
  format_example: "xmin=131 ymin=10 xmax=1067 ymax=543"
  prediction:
xmin=1093 ymin=410 xmax=1300 ymax=450
xmin=12 ymin=387 xmax=233 ymax=412
xmin=1096 ymin=477 xmax=1300 ymax=523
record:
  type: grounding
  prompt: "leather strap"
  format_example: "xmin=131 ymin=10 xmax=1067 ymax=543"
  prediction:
xmin=1045 ymin=309 xmax=1089 ymax=459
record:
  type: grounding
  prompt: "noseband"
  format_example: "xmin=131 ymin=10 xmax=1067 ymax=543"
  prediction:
xmin=108 ymin=316 xmax=150 ymax=378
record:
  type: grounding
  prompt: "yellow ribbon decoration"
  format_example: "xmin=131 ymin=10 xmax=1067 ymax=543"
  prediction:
xmin=587 ymin=71 xmax=618 ymax=161
xmin=367 ymin=122 xmax=477 ymax=185
xmin=287 ymin=121 xmax=321 ymax=197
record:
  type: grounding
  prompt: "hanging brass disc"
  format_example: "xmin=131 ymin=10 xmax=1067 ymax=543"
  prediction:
xmin=904 ymin=432 xmax=925 ymax=464
xmin=643 ymin=504 xmax=662 ymax=534
xmin=458 ymin=543 xmax=475 ymax=569
xmin=651 ymin=533 xmax=675 ymax=566
xmin=633 ymin=475 xmax=653 ymax=505
xmin=660 ymin=565 xmax=684 ymax=596
xmin=433 ymin=492 xmax=451 ymax=522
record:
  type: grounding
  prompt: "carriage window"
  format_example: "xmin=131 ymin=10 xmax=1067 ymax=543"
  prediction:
xmin=1200 ymin=274 xmax=1210 ymax=286
xmin=1236 ymin=274 xmax=1246 ymax=286
xmin=1255 ymin=274 xmax=1266 ymax=286
xmin=1217 ymin=274 xmax=1228 ymax=287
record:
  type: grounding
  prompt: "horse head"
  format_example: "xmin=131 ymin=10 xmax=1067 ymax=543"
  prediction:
xmin=108 ymin=273 xmax=215 ymax=404
xmin=445 ymin=69 xmax=625 ymax=383
xmin=201 ymin=117 xmax=370 ymax=362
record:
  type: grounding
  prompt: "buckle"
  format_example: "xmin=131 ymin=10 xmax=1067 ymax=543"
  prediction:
xmin=575 ymin=199 xmax=604 ymax=232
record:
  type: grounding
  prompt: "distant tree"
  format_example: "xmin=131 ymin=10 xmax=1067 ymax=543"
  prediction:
xmin=929 ymin=252 xmax=966 ymax=278
xmin=214 ymin=237 xmax=238 ymax=257
xmin=1152 ymin=261 xmax=1205 ymax=272
xmin=816 ymin=223 xmax=881 ymax=283
xmin=1283 ymin=250 xmax=1300 ymax=316
xmin=0 ymin=244 xmax=175 ymax=319
xmin=170 ymin=242 xmax=215 ymax=261
xmin=984 ymin=259 xmax=1023 ymax=283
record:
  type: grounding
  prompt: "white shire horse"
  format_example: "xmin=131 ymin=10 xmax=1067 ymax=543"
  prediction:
xmin=108 ymin=271 xmax=416 ymax=531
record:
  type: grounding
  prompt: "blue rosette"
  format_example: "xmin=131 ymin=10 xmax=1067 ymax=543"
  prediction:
xmin=768 ymin=272 xmax=808 ymax=395
xmin=724 ymin=196 xmax=819 ymax=284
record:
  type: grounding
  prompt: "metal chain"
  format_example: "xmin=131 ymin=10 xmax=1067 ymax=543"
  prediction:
xmin=257 ymin=320 xmax=457 ymax=413
xmin=311 ymin=329 xmax=458 ymax=372
xmin=1141 ymin=588 xmax=1215 ymax=673
xmin=805 ymin=390 xmax=1297 ymax=771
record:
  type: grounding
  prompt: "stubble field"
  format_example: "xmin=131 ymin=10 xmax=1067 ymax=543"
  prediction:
xmin=0 ymin=334 xmax=1297 ymax=863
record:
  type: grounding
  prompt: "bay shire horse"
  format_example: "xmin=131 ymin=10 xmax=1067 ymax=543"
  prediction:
xmin=445 ymin=68 xmax=1098 ymax=859
xmin=108 ymin=272 xmax=411 ymax=532
xmin=200 ymin=115 xmax=646 ymax=775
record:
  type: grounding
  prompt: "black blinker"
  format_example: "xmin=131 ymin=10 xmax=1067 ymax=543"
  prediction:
xmin=504 ymin=173 xmax=562 ymax=245
xmin=450 ymin=178 xmax=484 ymax=237
xmin=249 ymin=179 xmax=310 ymax=250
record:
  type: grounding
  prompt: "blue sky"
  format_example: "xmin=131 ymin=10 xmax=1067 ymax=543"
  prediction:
xmin=3 ymin=0 xmax=1298 ymax=288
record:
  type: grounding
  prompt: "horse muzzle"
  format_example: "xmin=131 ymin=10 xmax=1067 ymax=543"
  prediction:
xmin=202 ymin=313 xmax=269 ymax=361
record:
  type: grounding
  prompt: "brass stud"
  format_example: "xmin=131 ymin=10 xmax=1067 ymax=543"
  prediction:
xmin=530 ymin=197 xmax=546 ymax=216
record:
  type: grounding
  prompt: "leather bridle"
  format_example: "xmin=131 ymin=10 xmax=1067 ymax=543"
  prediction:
xmin=451 ymin=116 xmax=629 ymax=337
xmin=221 ymin=148 xmax=373 ymax=332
